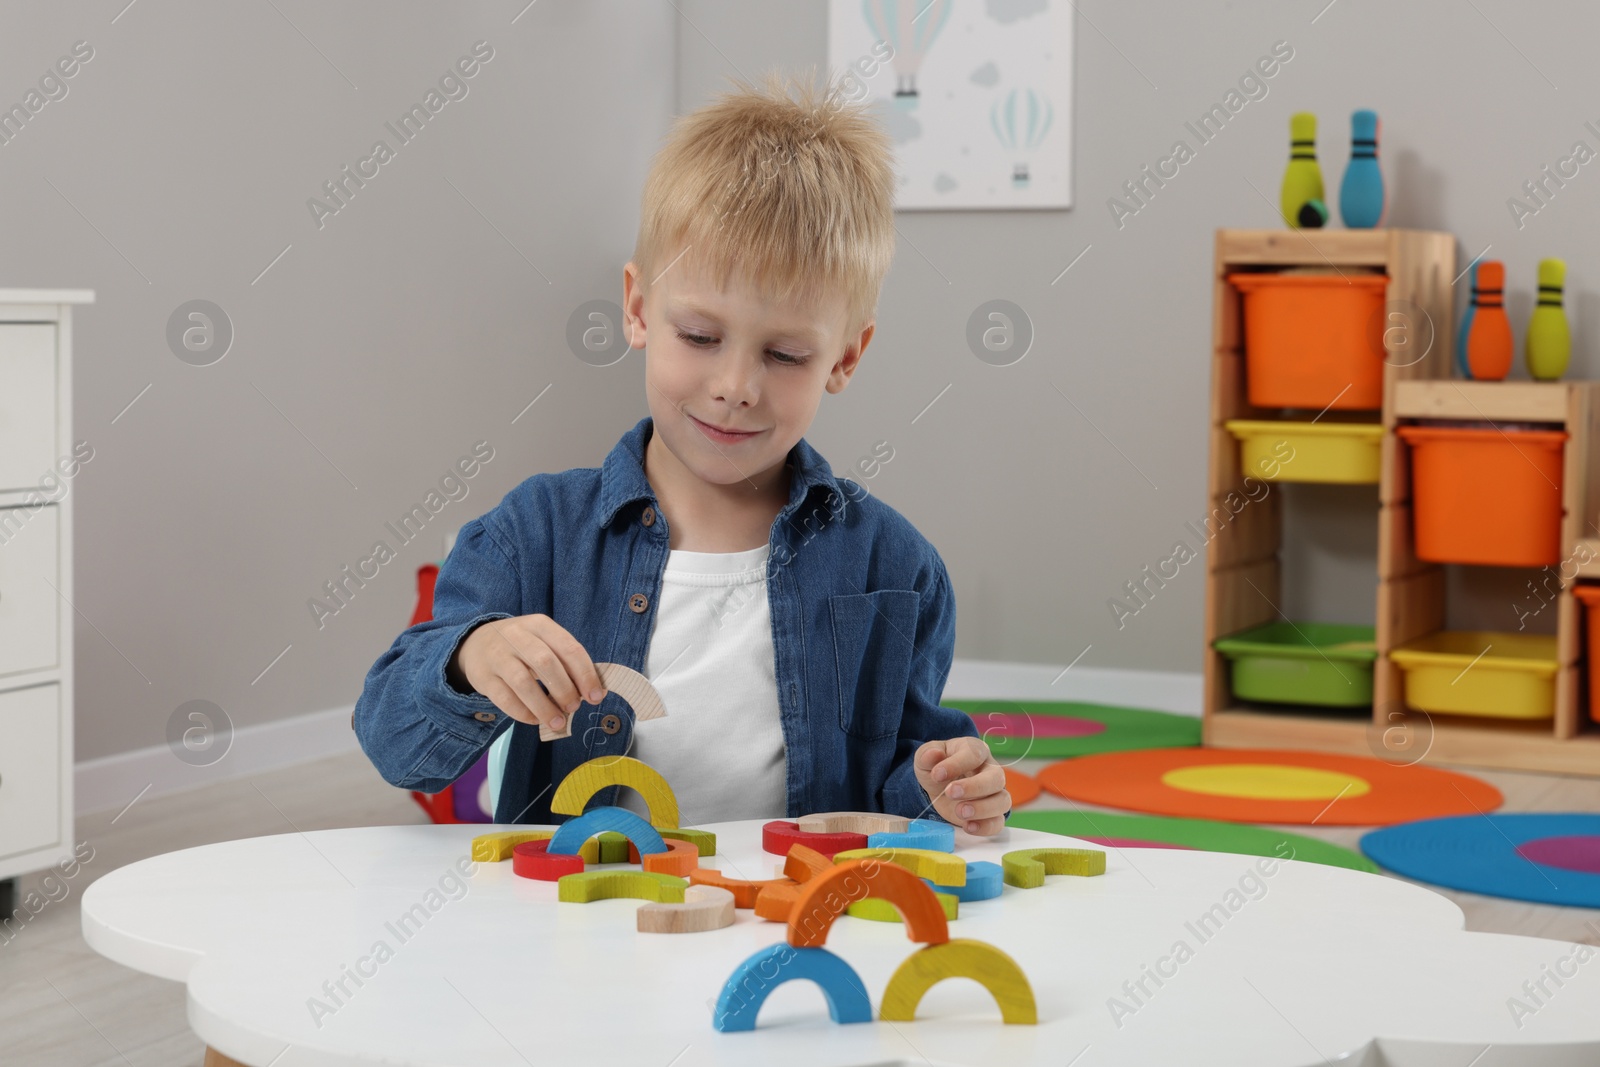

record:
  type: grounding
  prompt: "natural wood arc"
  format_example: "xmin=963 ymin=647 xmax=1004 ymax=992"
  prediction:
xmin=540 ymin=661 xmax=668 ymax=741
xmin=637 ymin=885 xmax=736 ymax=934
xmin=795 ymin=811 xmax=908 ymax=836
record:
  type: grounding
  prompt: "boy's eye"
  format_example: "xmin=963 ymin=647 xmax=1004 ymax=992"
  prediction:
xmin=676 ymin=330 xmax=806 ymax=366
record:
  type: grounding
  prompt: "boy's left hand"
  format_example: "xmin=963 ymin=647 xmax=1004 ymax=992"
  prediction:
xmin=913 ymin=737 xmax=1009 ymax=837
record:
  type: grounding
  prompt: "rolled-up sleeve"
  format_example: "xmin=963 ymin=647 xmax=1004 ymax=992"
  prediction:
xmin=352 ymin=515 xmax=523 ymax=791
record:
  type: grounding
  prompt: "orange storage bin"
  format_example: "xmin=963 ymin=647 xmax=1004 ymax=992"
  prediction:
xmin=1228 ymin=272 xmax=1389 ymax=411
xmin=1579 ymin=585 xmax=1600 ymax=724
xmin=1397 ymin=425 xmax=1568 ymax=567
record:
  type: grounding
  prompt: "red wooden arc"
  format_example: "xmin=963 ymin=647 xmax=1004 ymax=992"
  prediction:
xmin=762 ymin=820 xmax=868 ymax=859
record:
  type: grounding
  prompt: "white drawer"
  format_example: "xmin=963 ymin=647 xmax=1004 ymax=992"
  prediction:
xmin=0 ymin=324 xmax=57 ymax=491
xmin=0 ymin=683 xmax=61 ymax=859
xmin=0 ymin=503 xmax=59 ymax=675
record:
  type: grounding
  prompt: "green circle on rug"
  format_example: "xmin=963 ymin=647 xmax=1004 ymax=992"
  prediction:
xmin=947 ymin=700 xmax=1201 ymax=759
xmin=1006 ymin=810 xmax=1378 ymax=873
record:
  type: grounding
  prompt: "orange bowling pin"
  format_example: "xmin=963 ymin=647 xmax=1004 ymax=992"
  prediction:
xmin=1465 ymin=261 xmax=1513 ymax=381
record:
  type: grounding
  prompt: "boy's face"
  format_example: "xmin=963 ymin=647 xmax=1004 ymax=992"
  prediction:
xmin=622 ymin=250 xmax=873 ymax=492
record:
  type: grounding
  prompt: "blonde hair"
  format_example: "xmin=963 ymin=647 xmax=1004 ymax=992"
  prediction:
xmin=632 ymin=67 xmax=897 ymax=339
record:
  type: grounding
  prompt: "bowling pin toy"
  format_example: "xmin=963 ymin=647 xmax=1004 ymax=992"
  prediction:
xmin=1280 ymin=112 xmax=1326 ymax=229
xmin=1465 ymin=261 xmax=1513 ymax=381
xmin=1526 ymin=258 xmax=1571 ymax=381
xmin=1455 ymin=260 xmax=1478 ymax=379
xmin=1339 ymin=109 xmax=1385 ymax=228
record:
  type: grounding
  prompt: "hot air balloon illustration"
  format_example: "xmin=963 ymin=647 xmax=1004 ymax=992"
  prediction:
xmin=863 ymin=0 xmax=952 ymax=106
xmin=991 ymin=86 xmax=1054 ymax=186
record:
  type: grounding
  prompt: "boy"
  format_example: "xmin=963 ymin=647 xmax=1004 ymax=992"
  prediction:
xmin=354 ymin=71 xmax=1010 ymax=835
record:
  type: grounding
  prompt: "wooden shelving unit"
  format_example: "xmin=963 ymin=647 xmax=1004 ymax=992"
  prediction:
xmin=1203 ymin=228 xmax=1600 ymax=776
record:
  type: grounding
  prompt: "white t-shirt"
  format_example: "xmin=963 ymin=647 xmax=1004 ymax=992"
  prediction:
xmin=486 ymin=543 xmax=788 ymax=824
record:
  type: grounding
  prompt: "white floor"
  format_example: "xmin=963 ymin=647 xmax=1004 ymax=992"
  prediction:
xmin=6 ymin=747 xmax=1600 ymax=1065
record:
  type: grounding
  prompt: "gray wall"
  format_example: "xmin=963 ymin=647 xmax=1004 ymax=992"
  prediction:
xmin=4 ymin=1 xmax=1597 ymax=763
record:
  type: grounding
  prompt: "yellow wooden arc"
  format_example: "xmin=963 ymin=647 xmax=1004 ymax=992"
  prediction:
xmin=847 ymin=891 xmax=958 ymax=923
xmin=470 ymin=829 xmax=628 ymax=864
xmin=1001 ymin=847 xmax=1106 ymax=888
xmin=556 ymin=870 xmax=688 ymax=904
xmin=550 ymin=755 xmax=680 ymax=828
xmin=832 ymin=847 xmax=967 ymax=886
xmin=879 ymin=939 xmax=1038 ymax=1024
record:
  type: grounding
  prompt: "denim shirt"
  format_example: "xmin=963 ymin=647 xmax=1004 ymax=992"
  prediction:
xmin=353 ymin=415 xmax=979 ymax=825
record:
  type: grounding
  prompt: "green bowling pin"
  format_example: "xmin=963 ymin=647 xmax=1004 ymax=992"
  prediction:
xmin=1280 ymin=113 xmax=1325 ymax=229
xmin=1526 ymin=258 xmax=1570 ymax=381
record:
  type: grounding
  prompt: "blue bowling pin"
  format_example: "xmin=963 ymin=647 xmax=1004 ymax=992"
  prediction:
xmin=1339 ymin=110 xmax=1384 ymax=228
xmin=1456 ymin=261 xmax=1478 ymax=378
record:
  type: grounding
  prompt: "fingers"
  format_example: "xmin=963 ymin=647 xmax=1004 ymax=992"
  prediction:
xmin=532 ymin=617 xmax=608 ymax=705
xmin=948 ymin=788 xmax=1010 ymax=824
xmin=478 ymin=621 xmax=573 ymax=733
xmin=914 ymin=740 xmax=948 ymax=773
xmin=962 ymin=813 xmax=1008 ymax=837
xmin=944 ymin=761 xmax=1004 ymax=803
xmin=928 ymin=736 xmax=991 ymax=783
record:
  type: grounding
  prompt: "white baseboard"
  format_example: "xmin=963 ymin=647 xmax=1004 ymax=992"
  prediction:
xmin=76 ymin=704 xmax=362 ymax=816
xmin=73 ymin=659 xmax=1202 ymax=815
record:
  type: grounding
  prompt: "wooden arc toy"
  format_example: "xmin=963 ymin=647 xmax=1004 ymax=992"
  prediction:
xmin=511 ymin=839 xmax=584 ymax=882
xmin=832 ymin=848 xmax=967 ymax=886
xmin=712 ymin=944 xmax=873 ymax=1032
xmin=629 ymin=838 xmax=700 ymax=877
xmin=879 ymin=939 xmax=1038 ymax=1024
xmin=1002 ymin=847 xmax=1107 ymax=888
xmin=782 ymin=844 xmax=833 ymax=884
xmin=550 ymin=755 xmax=680 ymax=829
xmin=637 ymin=885 xmax=736 ymax=934
xmin=547 ymin=806 xmax=667 ymax=857
xmin=688 ymin=868 xmax=797 ymax=910
xmin=796 ymin=812 xmax=908 ymax=836
xmin=540 ymin=662 xmax=667 ymax=742
xmin=787 ymin=859 xmax=950 ymax=948
xmin=753 ymin=880 xmax=803 ymax=923
xmin=472 ymin=829 xmax=627 ymax=864
xmin=762 ymin=821 xmax=868 ymax=859
xmin=848 ymin=891 xmax=958 ymax=923
xmin=556 ymin=870 xmax=687 ymax=904
xmin=869 ymin=818 xmax=956 ymax=852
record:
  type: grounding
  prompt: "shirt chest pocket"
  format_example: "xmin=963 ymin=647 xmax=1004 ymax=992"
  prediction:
xmin=830 ymin=589 xmax=920 ymax=741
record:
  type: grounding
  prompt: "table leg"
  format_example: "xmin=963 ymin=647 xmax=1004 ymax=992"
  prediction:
xmin=203 ymin=1048 xmax=248 ymax=1067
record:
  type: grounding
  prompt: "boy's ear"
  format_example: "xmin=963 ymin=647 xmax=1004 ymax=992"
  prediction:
xmin=622 ymin=261 xmax=646 ymax=349
xmin=828 ymin=319 xmax=874 ymax=393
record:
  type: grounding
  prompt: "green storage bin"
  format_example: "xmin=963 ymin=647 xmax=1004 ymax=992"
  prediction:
xmin=1213 ymin=622 xmax=1377 ymax=708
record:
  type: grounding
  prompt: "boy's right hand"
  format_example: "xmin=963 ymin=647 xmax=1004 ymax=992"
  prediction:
xmin=449 ymin=614 xmax=607 ymax=735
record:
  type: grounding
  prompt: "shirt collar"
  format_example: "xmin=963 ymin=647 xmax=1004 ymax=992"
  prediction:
xmin=597 ymin=415 xmax=841 ymax=529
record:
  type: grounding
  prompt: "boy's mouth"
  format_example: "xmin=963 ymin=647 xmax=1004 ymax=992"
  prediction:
xmin=688 ymin=413 xmax=762 ymax=443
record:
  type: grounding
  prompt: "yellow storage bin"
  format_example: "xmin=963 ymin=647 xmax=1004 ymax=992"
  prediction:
xmin=1389 ymin=631 xmax=1558 ymax=720
xmin=1223 ymin=419 xmax=1383 ymax=484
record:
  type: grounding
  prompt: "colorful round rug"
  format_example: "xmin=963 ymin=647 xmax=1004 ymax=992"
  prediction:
xmin=1361 ymin=813 xmax=1600 ymax=907
xmin=948 ymin=700 xmax=1201 ymax=759
xmin=1007 ymin=810 xmax=1377 ymax=873
xmin=1036 ymin=747 xmax=1502 ymax=826
xmin=1003 ymin=767 xmax=1041 ymax=807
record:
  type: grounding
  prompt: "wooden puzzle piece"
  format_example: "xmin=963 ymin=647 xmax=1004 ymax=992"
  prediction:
xmin=550 ymin=756 xmax=680 ymax=829
xmin=782 ymin=844 xmax=833 ymax=884
xmin=753 ymin=880 xmax=802 ymax=922
xmin=795 ymin=811 xmax=908 ymax=836
xmin=787 ymin=859 xmax=949 ymax=948
xmin=847 ymin=891 xmax=958 ymax=923
xmin=631 ymin=837 xmax=700 ymax=877
xmin=589 ymin=831 xmax=631 ymax=864
xmin=556 ymin=870 xmax=688 ymax=904
xmin=636 ymin=884 xmax=736 ymax=934
xmin=761 ymin=820 xmax=867 ymax=859
xmin=540 ymin=662 xmax=668 ymax=741
xmin=688 ymin=868 xmax=797 ymax=910
xmin=511 ymin=839 xmax=585 ymax=882
xmin=878 ymin=939 xmax=1038 ymax=1024
xmin=868 ymin=818 xmax=956 ymax=852
xmin=474 ymin=829 xmax=626 ymax=865
xmin=832 ymin=848 xmax=967 ymax=887
xmin=548 ymin=806 xmax=667 ymax=857
xmin=926 ymin=860 xmax=1004 ymax=903
xmin=660 ymin=827 xmax=716 ymax=857
xmin=712 ymin=944 xmax=873 ymax=1032
xmin=1002 ymin=847 xmax=1106 ymax=889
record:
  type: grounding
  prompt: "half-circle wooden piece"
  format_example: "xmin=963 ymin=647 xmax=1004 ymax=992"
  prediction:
xmin=549 ymin=757 xmax=680 ymax=829
xmin=879 ymin=939 xmax=1038 ymax=1024
xmin=547 ymin=806 xmax=667 ymax=856
xmin=540 ymin=662 xmax=667 ymax=741
xmin=832 ymin=847 xmax=967 ymax=886
xmin=688 ymin=868 xmax=797 ymax=909
xmin=637 ymin=885 xmax=736 ymax=933
xmin=556 ymin=870 xmax=687 ymax=903
xmin=786 ymin=859 xmax=949 ymax=948
xmin=712 ymin=945 xmax=873 ymax=1032
xmin=1002 ymin=847 xmax=1106 ymax=888
xmin=795 ymin=811 xmax=908 ymax=836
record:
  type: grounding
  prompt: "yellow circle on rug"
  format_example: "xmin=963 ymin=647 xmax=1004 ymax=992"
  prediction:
xmin=1160 ymin=764 xmax=1372 ymax=801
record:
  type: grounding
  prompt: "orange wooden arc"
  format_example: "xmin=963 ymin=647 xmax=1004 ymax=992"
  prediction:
xmin=753 ymin=880 xmax=802 ymax=922
xmin=688 ymin=868 xmax=797 ymax=909
xmin=782 ymin=844 xmax=833 ymax=884
xmin=786 ymin=859 xmax=950 ymax=948
xmin=630 ymin=837 xmax=700 ymax=877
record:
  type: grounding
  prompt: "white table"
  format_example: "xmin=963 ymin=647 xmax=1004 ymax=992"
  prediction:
xmin=81 ymin=820 xmax=1600 ymax=1066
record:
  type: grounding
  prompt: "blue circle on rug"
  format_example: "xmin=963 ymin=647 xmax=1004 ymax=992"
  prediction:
xmin=1361 ymin=814 xmax=1600 ymax=908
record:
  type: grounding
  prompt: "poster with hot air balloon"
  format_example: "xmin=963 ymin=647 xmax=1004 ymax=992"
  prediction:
xmin=829 ymin=0 xmax=1074 ymax=209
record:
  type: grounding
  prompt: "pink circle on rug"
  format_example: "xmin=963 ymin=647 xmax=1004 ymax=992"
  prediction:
xmin=1081 ymin=835 xmax=1193 ymax=851
xmin=1516 ymin=834 xmax=1600 ymax=874
xmin=973 ymin=713 xmax=1107 ymax=739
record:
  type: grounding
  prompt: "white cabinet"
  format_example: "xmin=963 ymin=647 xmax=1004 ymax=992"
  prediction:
xmin=0 ymin=290 xmax=91 ymax=882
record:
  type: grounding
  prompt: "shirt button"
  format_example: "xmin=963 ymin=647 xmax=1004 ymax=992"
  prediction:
xmin=600 ymin=714 xmax=621 ymax=735
xmin=629 ymin=593 xmax=649 ymax=613
xmin=473 ymin=711 xmax=497 ymax=722
xmin=641 ymin=505 xmax=656 ymax=527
